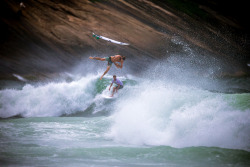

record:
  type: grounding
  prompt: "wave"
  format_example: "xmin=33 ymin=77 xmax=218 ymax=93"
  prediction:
xmin=0 ymin=74 xmax=97 ymax=118
xmin=0 ymin=74 xmax=136 ymax=118
xmin=0 ymin=71 xmax=249 ymax=150
xmin=107 ymin=80 xmax=250 ymax=150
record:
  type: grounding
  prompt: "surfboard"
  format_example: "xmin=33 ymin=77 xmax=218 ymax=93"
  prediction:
xmin=92 ymin=33 xmax=129 ymax=45
xmin=102 ymin=94 xmax=116 ymax=99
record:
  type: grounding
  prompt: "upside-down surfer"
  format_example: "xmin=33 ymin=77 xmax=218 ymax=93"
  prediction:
xmin=89 ymin=55 xmax=126 ymax=80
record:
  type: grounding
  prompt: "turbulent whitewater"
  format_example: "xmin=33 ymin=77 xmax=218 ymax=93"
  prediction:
xmin=1 ymin=38 xmax=250 ymax=166
xmin=0 ymin=69 xmax=250 ymax=166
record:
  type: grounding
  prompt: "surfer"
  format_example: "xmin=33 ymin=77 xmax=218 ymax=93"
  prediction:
xmin=109 ymin=75 xmax=123 ymax=97
xmin=89 ymin=55 xmax=126 ymax=80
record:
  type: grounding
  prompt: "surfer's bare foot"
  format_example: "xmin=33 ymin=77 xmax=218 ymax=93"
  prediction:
xmin=89 ymin=57 xmax=93 ymax=59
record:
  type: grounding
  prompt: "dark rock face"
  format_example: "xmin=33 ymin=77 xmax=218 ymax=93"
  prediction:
xmin=0 ymin=0 xmax=249 ymax=80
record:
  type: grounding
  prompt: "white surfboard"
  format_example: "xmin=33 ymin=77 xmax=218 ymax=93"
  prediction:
xmin=101 ymin=94 xmax=116 ymax=99
xmin=92 ymin=33 xmax=129 ymax=45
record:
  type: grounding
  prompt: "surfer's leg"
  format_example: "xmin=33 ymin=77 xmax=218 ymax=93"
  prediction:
xmin=89 ymin=57 xmax=106 ymax=61
xmin=111 ymin=87 xmax=116 ymax=97
xmin=100 ymin=65 xmax=111 ymax=80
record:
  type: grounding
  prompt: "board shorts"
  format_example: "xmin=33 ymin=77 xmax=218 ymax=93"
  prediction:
xmin=105 ymin=57 xmax=113 ymax=66
xmin=115 ymin=85 xmax=123 ymax=89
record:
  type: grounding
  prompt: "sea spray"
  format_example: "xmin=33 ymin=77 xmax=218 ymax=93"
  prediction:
xmin=0 ymin=75 xmax=97 ymax=118
xmin=0 ymin=73 xmax=250 ymax=167
xmin=1 ymin=72 xmax=249 ymax=151
xmin=108 ymin=80 xmax=250 ymax=150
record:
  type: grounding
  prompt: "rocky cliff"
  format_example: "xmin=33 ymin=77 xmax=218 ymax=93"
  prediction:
xmin=0 ymin=0 xmax=249 ymax=80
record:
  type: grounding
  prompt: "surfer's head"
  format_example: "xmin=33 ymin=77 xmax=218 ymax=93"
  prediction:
xmin=113 ymin=75 xmax=117 ymax=80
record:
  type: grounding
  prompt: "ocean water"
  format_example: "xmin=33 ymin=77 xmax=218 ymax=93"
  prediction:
xmin=0 ymin=72 xmax=250 ymax=167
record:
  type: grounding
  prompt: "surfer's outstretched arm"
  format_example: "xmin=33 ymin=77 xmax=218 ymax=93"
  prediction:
xmin=100 ymin=66 xmax=111 ymax=80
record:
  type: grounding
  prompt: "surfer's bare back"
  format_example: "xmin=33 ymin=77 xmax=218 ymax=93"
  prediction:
xmin=89 ymin=55 xmax=126 ymax=80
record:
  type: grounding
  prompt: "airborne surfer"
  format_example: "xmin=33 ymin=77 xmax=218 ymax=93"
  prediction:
xmin=89 ymin=55 xmax=126 ymax=80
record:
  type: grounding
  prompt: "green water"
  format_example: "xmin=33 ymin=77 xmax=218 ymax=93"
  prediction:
xmin=0 ymin=117 xmax=249 ymax=167
xmin=0 ymin=75 xmax=250 ymax=166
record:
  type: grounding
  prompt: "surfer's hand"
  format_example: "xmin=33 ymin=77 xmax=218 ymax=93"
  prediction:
xmin=114 ymin=62 xmax=121 ymax=68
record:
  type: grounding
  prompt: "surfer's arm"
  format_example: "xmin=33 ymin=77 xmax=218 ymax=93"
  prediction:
xmin=114 ymin=61 xmax=123 ymax=69
xmin=109 ymin=82 xmax=113 ymax=91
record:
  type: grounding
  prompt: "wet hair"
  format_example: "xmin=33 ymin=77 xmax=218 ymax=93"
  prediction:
xmin=113 ymin=75 xmax=116 ymax=77
xmin=122 ymin=56 xmax=126 ymax=60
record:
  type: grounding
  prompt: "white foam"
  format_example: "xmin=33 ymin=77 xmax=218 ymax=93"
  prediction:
xmin=0 ymin=74 xmax=98 ymax=118
xmin=108 ymin=81 xmax=250 ymax=150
